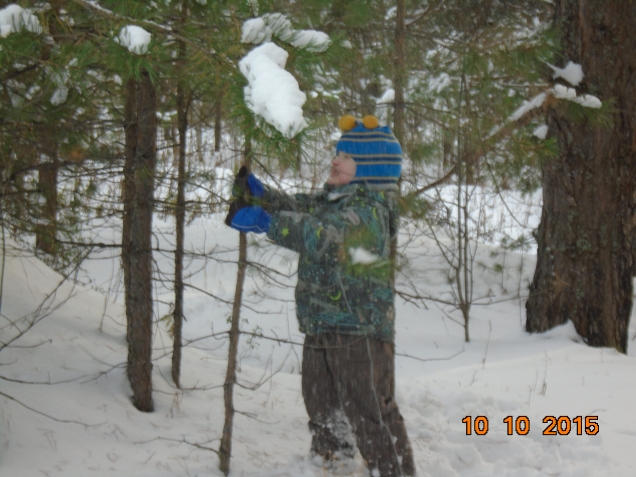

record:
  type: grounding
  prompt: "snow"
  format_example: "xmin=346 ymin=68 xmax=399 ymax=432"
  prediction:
xmin=115 ymin=25 xmax=152 ymax=55
xmin=429 ymin=73 xmax=452 ymax=94
xmin=239 ymin=42 xmax=308 ymax=138
xmin=242 ymin=13 xmax=331 ymax=52
xmin=573 ymin=94 xmax=602 ymax=109
xmin=242 ymin=16 xmax=278 ymax=44
xmin=533 ymin=124 xmax=549 ymax=140
xmin=288 ymin=30 xmax=330 ymax=53
xmin=508 ymin=84 xmax=601 ymax=129
xmin=0 ymin=4 xmax=42 ymax=37
xmin=509 ymin=92 xmax=546 ymax=121
xmin=48 ymin=68 xmax=70 ymax=106
xmin=552 ymin=83 xmax=577 ymax=100
xmin=377 ymin=88 xmax=396 ymax=105
xmin=349 ymin=247 xmax=381 ymax=265
xmin=552 ymin=85 xmax=602 ymax=109
xmin=2 ymin=194 xmax=636 ymax=476
xmin=548 ymin=61 xmax=584 ymax=87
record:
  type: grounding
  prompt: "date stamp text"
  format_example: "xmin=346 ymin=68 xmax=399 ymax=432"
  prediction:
xmin=462 ymin=415 xmax=599 ymax=436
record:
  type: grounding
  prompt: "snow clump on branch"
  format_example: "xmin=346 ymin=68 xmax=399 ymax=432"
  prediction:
xmin=115 ymin=25 xmax=152 ymax=55
xmin=533 ymin=125 xmax=549 ymax=140
xmin=548 ymin=61 xmax=584 ymax=86
xmin=239 ymin=13 xmax=330 ymax=138
xmin=242 ymin=13 xmax=330 ymax=52
xmin=0 ymin=4 xmax=42 ymax=37
xmin=239 ymin=42 xmax=308 ymax=138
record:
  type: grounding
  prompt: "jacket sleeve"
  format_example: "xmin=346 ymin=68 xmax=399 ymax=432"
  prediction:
xmin=261 ymin=186 xmax=313 ymax=214
xmin=267 ymin=195 xmax=390 ymax=264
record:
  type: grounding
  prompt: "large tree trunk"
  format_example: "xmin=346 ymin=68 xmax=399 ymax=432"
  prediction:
xmin=526 ymin=1 xmax=636 ymax=353
xmin=123 ymin=71 xmax=157 ymax=411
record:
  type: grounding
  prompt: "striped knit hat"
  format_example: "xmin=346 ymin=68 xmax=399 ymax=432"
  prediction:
xmin=336 ymin=115 xmax=402 ymax=185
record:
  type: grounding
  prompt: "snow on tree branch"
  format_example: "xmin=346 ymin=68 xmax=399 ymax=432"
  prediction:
xmin=547 ymin=61 xmax=584 ymax=86
xmin=504 ymin=82 xmax=601 ymax=139
xmin=239 ymin=43 xmax=308 ymax=139
xmin=115 ymin=25 xmax=152 ymax=55
xmin=71 ymin=0 xmax=235 ymax=68
xmin=0 ymin=4 xmax=42 ymax=37
xmin=242 ymin=13 xmax=331 ymax=52
xmin=239 ymin=14 xmax=330 ymax=138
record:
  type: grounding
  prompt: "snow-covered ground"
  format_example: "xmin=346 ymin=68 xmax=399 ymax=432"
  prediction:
xmin=1 ymin=211 xmax=635 ymax=477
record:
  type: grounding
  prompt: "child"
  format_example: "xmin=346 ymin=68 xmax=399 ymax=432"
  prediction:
xmin=228 ymin=115 xmax=415 ymax=477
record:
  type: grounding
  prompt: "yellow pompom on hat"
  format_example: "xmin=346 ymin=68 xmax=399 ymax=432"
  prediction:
xmin=338 ymin=115 xmax=380 ymax=131
xmin=338 ymin=115 xmax=357 ymax=132
xmin=336 ymin=115 xmax=402 ymax=186
xmin=362 ymin=115 xmax=379 ymax=129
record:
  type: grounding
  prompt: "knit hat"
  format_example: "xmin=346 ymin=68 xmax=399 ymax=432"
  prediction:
xmin=335 ymin=115 xmax=402 ymax=185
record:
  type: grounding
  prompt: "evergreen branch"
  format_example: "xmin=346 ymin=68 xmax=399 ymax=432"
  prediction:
xmin=3 ymin=63 xmax=40 ymax=82
xmin=486 ymin=102 xmax=546 ymax=146
xmin=70 ymin=0 xmax=236 ymax=70
xmin=405 ymin=0 xmax=444 ymax=29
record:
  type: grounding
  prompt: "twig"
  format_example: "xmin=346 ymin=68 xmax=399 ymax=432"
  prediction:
xmin=137 ymin=436 xmax=220 ymax=456
xmin=0 ymin=390 xmax=106 ymax=427
xmin=406 ymin=164 xmax=457 ymax=197
xmin=396 ymin=347 xmax=465 ymax=363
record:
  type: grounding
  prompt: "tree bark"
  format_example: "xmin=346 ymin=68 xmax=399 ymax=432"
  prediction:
xmin=214 ymin=89 xmax=223 ymax=153
xmin=526 ymin=1 xmax=636 ymax=353
xmin=35 ymin=141 xmax=58 ymax=256
xmin=393 ymin=0 xmax=406 ymax=147
xmin=218 ymin=145 xmax=250 ymax=476
xmin=172 ymin=4 xmax=189 ymax=388
xmin=123 ymin=71 xmax=157 ymax=411
xmin=389 ymin=0 xmax=407 ymax=290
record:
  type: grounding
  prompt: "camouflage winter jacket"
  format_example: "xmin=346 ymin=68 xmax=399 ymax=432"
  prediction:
xmin=263 ymin=182 xmax=399 ymax=342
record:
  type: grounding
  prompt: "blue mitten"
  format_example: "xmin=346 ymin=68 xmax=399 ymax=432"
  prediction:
xmin=231 ymin=166 xmax=265 ymax=200
xmin=247 ymin=174 xmax=264 ymax=198
xmin=230 ymin=206 xmax=271 ymax=234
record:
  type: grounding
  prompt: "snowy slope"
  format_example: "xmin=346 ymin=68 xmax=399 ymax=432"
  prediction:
xmin=1 ymin=216 xmax=635 ymax=477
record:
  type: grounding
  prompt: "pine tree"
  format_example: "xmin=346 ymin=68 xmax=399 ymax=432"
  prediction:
xmin=526 ymin=1 xmax=636 ymax=353
xmin=0 ymin=2 xmax=107 ymax=267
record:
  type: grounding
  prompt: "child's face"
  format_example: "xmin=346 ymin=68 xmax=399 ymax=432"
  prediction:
xmin=327 ymin=151 xmax=357 ymax=185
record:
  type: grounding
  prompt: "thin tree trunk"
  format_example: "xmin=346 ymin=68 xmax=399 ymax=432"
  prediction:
xmin=172 ymin=2 xmax=189 ymax=388
xmin=196 ymin=124 xmax=204 ymax=163
xmin=456 ymin=67 xmax=471 ymax=342
xmin=393 ymin=0 xmax=406 ymax=147
xmin=526 ymin=1 xmax=636 ymax=353
xmin=0 ymin=201 xmax=5 ymax=316
xmin=123 ymin=70 xmax=157 ymax=412
xmin=218 ymin=145 xmax=250 ymax=476
xmin=35 ymin=137 xmax=58 ymax=255
xmin=123 ymin=80 xmax=137 ymax=372
xmin=389 ymin=0 xmax=406 ymax=289
xmin=214 ymin=90 xmax=223 ymax=153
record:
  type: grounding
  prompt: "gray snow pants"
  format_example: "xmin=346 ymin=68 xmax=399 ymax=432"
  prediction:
xmin=302 ymin=333 xmax=415 ymax=477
